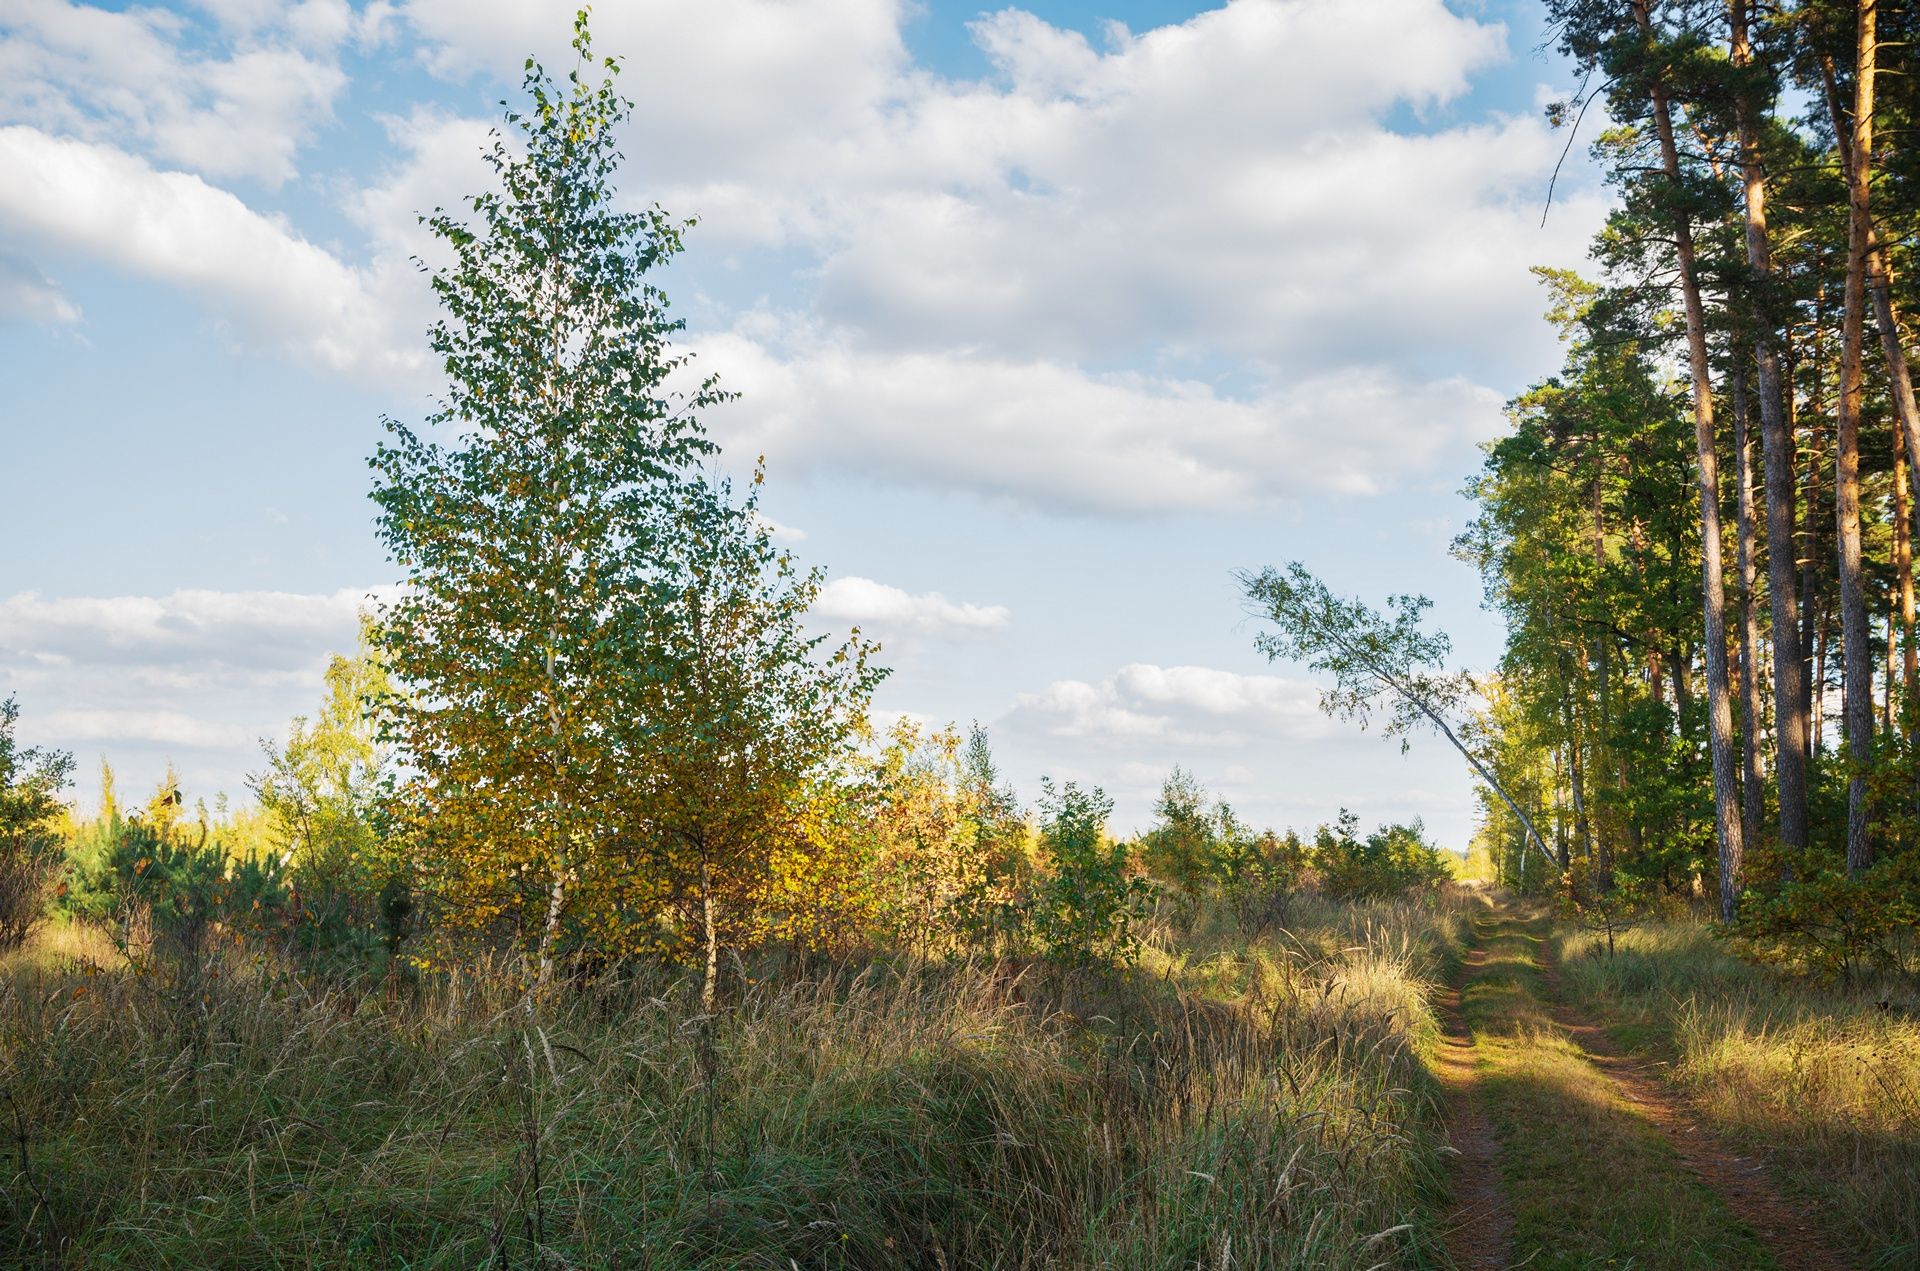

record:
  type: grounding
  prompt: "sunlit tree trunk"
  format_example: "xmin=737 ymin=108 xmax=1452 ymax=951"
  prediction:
xmin=700 ymin=856 xmax=719 ymax=1013
xmin=1800 ymin=315 xmax=1827 ymax=767
xmin=1819 ymin=49 xmax=1920 ymax=526
xmin=1732 ymin=360 xmax=1766 ymax=853
xmin=1592 ymin=465 xmax=1616 ymax=891
xmin=1559 ymin=670 xmax=1589 ymax=869
xmin=1634 ymin=0 xmax=1743 ymax=919
xmin=1730 ymin=0 xmax=1810 ymax=857
xmin=1552 ymin=742 xmax=1569 ymax=868
xmin=1899 ymin=429 xmax=1917 ymax=701
xmin=1829 ymin=0 xmax=1879 ymax=877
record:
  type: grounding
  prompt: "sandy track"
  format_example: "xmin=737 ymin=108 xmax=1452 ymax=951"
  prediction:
xmin=1432 ymin=939 xmax=1514 ymax=1271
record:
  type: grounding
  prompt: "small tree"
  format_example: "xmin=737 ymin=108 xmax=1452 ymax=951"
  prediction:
xmin=1240 ymin=562 xmax=1557 ymax=872
xmin=862 ymin=719 xmax=983 ymax=957
xmin=251 ymin=625 xmax=410 ymax=970
xmin=0 ymin=696 xmax=72 ymax=951
xmin=1140 ymin=766 xmax=1219 ymax=900
xmin=370 ymin=13 xmax=726 ymax=984
xmin=952 ymin=723 xmax=1031 ymax=950
xmin=1562 ymin=865 xmax=1646 ymax=960
xmin=1215 ymin=820 xmax=1306 ymax=938
xmin=1315 ymin=812 xmax=1452 ymax=900
xmin=1029 ymin=781 xmax=1149 ymax=968
xmin=620 ymin=471 xmax=883 ymax=1009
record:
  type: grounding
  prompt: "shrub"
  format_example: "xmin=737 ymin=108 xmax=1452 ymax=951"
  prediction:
xmin=1731 ymin=853 xmax=1920 ymax=980
xmin=1313 ymin=812 xmax=1452 ymax=900
xmin=1139 ymin=766 xmax=1220 ymax=899
xmin=0 ymin=838 xmax=57 ymax=953
xmin=1028 ymin=781 xmax=1150 ymax=967
xmin=1215 ymin=826 xmax=1308 ymax=937
xmin=1558 ymin=863 xmax=1651 ymax=958
xmin=66 ymin=817 xmax=287 ymax=968
xmin=0 ymin=696 xmax=72 ymax=952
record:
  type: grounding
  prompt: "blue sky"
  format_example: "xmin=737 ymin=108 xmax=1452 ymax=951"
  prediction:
xmin=0 ymin=0 xmax=1607 ymax=846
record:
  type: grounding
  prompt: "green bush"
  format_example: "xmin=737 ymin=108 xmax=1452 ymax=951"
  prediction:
xmin=1313 ymin=812 xmax=1451 ymax=900
xmin=1215 ymin=826 xmax=1308 ymax=936
xmin=1028 ymin=781 xmax=1151 ymax=967
xmin=0 ymin=696 xmax=71 ymax=952
xmin=1731 ymin=853 xmax=1920 ymax=980
xmin=64 ymin=817 xmax=287 ymax=966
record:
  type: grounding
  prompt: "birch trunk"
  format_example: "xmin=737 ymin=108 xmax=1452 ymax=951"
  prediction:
xmin=700 ymin=858 xmax=720 ymax=1013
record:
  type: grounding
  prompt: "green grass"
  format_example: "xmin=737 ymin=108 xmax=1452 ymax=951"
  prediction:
xmin=0 ymin=891 xmax=1476 ymax=1268
xmin=1461 ymin=908 xmax=1781 ymax=1270
xmin=1557 ymin=919 xmax=1920 ymax=1269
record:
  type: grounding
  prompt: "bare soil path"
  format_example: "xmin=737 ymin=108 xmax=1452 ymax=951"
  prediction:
xmin=1432 ymin=939 xmax=1513 ymax=1271
xmin=1432 ymin=903 xmax=1857 ymax=1270
xmin=1537 ymin=945 xmax=1856 ymax=1271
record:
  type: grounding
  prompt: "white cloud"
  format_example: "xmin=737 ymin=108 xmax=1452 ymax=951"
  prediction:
xmin=865 ymin=706 xmax=934 ymax=738
xmin=39 ymin=708 xmax=258 ymax=750
xmin=646 ymin=0 xmax=1600 ymax=511
xmin=1004 ymin=662 xmax=1328 ymax=749
xmin=981 ymin=660 xmax=1478 ymax=840
xmin=0 ymin=0 xmax=351 ymax=186
xmin=702 ymin=323 xmax=1503 ymax=510
xmin=401 ymin=0 xmax=907 ymax=187
xmin=0 ymin=587 xmax=373 ymax=672
xmin=400 ymin=0 xmax=1602 ymax=368
xmin=0 ymin=250 xmax=79 ymax=324
xmin=816 ymin=576 xmax=1010 ymax=640
xmin=756 ymin=514 xmax=807 ymax=544
xmin=0 ymin=127 xmax=424 ymax=381
xmin=0 ymin=586 xmax=376 ymax=808
xmin=0 ymin=0 xmax=1606 ymax=515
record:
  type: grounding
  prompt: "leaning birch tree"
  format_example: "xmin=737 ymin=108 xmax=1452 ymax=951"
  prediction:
xmin=1239 ymin=562 xmax=1559 ymax=872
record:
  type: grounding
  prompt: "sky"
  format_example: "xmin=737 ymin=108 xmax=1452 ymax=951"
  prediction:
xmin=0 ymin=0 xmax=1610 ymax=847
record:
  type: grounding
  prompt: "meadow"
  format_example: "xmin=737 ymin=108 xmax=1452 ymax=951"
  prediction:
xmin=1 ymin=894 xmax=1472 ymax=1269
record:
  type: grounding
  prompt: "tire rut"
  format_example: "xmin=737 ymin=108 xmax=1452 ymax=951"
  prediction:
xmin=1433 ymin=934 xmax=1513 ymax=1271
xmin=1537 ymin=938 xmax=1857 ymax=1271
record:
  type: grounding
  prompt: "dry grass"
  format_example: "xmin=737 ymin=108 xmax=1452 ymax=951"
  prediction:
xmin=1558 ymin=920 xmax=1920 ymax=1268
xmin=1459 ymin=906 xmax=1780 ymax=1270
xmin=0 ymin=918 xmax=120 ymax=977
xmin=0 ymin=891 xmax=1476 ymax=1268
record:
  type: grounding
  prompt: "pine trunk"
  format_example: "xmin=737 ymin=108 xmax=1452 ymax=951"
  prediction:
xmin=1900 ymin=429 xmax=1916 ymax=699
xmin=1637 ymin=0 xmax=1743 ymax=921
xmin=1593 ymin=468 xmax=1615 ymax=891
xmin=1730 ymin=0 xmax=1810 ymax=856
xmin=1820 ymin=51 xmax=1920 ymax=524
xmin=1802 ymin=355 xmax=1825 ymax=766
xmin=1732 ymin=360 xmax=1767 ymax=862
xmin=1833 ymin=0 xmax=1879 ymax=877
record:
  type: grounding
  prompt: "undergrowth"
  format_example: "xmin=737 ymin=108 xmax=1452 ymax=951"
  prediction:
xmin=0 ymin=892 xmax=1474 ymax=1268
xmin=1558 ymin=919 xmax=1920 ymax=1269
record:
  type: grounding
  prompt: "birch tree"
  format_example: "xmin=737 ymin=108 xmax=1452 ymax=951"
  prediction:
xmin=370 ymin=14 xmax=724 ymax=983
xmin=1240 ymin=562 xmax=1559 ymax=871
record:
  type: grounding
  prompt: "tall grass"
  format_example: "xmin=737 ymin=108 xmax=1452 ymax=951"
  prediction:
xmin=0 ymin=891 xmax=1475 ymax=1268
xmin=1558 ymin=920 xmax=1920 ymax=1268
